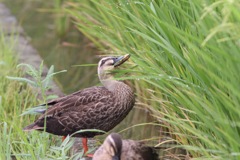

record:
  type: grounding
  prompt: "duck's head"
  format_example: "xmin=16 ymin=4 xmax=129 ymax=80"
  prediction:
xmin=93 ymin=133 xmax=122 ymax=160
xmin=98 ymin=54 xmax=130 ymax=82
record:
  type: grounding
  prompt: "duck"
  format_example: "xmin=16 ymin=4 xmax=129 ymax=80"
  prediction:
xmin=93 ymin=133 xmax=159 ymax=160
xmin=23 ymin=54 xmax=135 ymax=155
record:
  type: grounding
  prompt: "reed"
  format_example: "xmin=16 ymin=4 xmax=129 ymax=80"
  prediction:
xmin=65 ymin=0 xmax=240 ymax=159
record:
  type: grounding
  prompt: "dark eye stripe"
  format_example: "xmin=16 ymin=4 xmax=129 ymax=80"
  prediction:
xmin=100 ymin=59 xmax=106 ymax=67
xmin=100 ymin=58 xmax=113 ymax=67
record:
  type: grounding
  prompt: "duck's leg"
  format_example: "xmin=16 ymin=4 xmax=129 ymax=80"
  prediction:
xmin=82 ymin=138 xmax=93 ymax=157
xmin=82 ymin=138 xmax=88 ymax=153
xmin=62 ymin=136 xmax=67 ymax=142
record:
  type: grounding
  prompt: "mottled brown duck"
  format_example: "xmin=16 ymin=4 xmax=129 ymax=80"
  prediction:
xmin=93 ymin=133 xmax=159 ymax=160
xmin=23 ymin=54 xmax=135 ymax=155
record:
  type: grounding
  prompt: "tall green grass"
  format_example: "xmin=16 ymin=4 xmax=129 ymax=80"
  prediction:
xmin=0 ymin=34 xmax=52 ymax=159
xmin=65 ymin=0 xmax=240 ymax=159
xmin=0 ymin=34 xmax=79 ymax=159
xmin=0 ymin=37 xmax=28 ymax=159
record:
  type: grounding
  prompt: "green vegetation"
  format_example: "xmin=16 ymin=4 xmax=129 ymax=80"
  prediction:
xmin=64 ymin=0 xmax=240 ymax=159
xmin=0 ymin=35 xmax=79 ymax=159
xmin=3 ymin=0 xmax=99 ymax=94
xmin=1 ymin=0 xmax=240 ymax=159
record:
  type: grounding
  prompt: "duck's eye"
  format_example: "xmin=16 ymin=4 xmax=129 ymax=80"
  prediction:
xmin=100 ymin=59 xmax=107 ymax=67
xmin=100 ymin=58 xmax=114 ymax=67
xmin=100 ymin=59 xmax=108 ymax=66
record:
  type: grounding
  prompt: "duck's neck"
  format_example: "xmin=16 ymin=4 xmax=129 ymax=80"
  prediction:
xmin=100 ymin=78 xmax=123 ymax=92
xmin=98 ymin=72 xmax=124 ymax=92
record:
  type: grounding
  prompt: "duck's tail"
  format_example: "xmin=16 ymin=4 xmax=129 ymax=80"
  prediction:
xmin=23 ymin=123 xmax=43 ymax=131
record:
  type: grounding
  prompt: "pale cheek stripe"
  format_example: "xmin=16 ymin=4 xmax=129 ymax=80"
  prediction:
xmin=109 ymin=136 xmax=117 ymax=154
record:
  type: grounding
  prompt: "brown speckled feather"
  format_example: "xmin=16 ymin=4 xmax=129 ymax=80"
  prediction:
xmin=24 ymin=85 xmax=134 ymax=138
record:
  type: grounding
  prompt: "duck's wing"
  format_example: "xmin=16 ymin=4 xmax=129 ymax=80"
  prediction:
xmin=40 ymin=86 xmax=112 ymax=116
xmin=24 ymin=86 xmax=115 ymax=136
xmin=34 ymin=86 xmax=108 ymax=112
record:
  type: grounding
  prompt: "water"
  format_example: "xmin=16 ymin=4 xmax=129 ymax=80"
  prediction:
xmin=4 ymin=0 xmax=160 ymax=142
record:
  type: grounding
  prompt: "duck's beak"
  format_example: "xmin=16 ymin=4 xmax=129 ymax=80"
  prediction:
xmin=113 ymin=54 xmax=130 ymax=67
